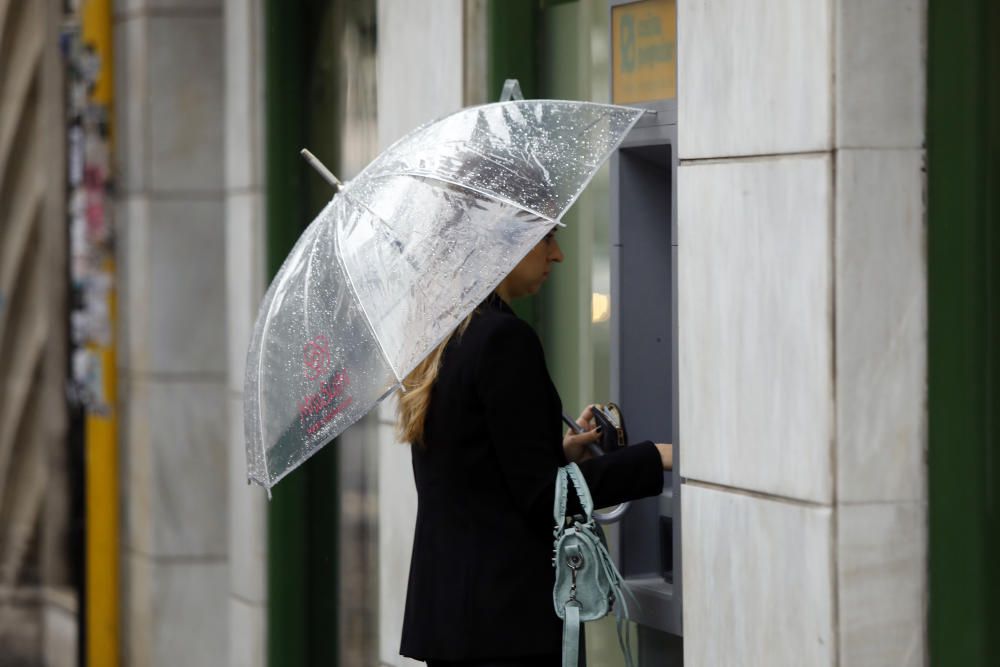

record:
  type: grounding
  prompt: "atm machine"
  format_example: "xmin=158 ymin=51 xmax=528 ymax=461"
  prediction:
xmin=607 ymin=0 xmax=682 ymax=663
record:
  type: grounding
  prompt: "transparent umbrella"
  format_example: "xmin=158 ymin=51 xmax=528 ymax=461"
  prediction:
xmin=244 ymin=95 xmax=644 ymax=493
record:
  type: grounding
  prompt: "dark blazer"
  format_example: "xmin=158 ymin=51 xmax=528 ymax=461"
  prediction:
xmin=400 ymin=294 xmax=664 ymax=662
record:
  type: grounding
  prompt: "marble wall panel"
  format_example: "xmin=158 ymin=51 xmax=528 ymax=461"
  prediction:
xmin=128 ymin=378 xmax=228 ymax=558
xmin=682 ymin=483 xmax=835 ymax=667
xmin=836 ymin=0 xmax=925 ymax=149
xmin=125 ymin=553 xmax=154 ymax=667
xmin=148 ymin=14 xmax=223 ymax=192
xmin=150 ymin=558 xmax=228 ymax=667
xmin=113 ymin=15 xmax=147 ymax=194
xmin=678 ymin=0 xmax=832 ymax=159
xmin=224 ymin=191 xmax=265 ymax=394
xmin=377 ymin=422 xmax=420 ymax=667
xmin=223 ymin=0 xmax=261 ymax=191
xmin=229 ymin=597 xmax=266 ymax=667
xmin=115 ymin=0 xmax=138 ymax=14
xmin=117 ymin=196 xmax=151 ymax=374
xmin=838 ymin=502 xmax=926 ymax=667
xmin=124 ymin=378 xmax=154 ymax=553
xmin=679 ymin=156 xmax=834 ymax=503
xmin=228 ymin=394 xmax=266 ymax=602
xmin=376 ymin=0 xmax=464 ymax=151
xmin=117 ymin=0 xmax=221 ymax=14
xmin=336 ymin=414 xmax=380 ymax=665
xmin=836 ymin=149 xmax=926 ymax=503
xmin=148 ymin=198 xmax=226 ymax=375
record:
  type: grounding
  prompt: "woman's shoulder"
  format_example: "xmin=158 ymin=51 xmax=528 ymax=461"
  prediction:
xmin=457 ymin=312 xmax=544 ymax=384
xmin=441 ymin=304 xmax=539 ymax=371
xmin=466 ymin=302 xmax=539 ymax=349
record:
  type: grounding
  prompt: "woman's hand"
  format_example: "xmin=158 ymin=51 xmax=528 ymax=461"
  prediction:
xmin=562 ymin=405 xmax=600 ymax=463
xmin=655 ymin=443 xmax=673 ymax=470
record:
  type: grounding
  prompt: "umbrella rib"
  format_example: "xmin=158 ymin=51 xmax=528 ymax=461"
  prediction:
xmin=331 ymin=196 xmax=407 ymax=384
xmin=252 ymin=223 xmax=324 ymax=489
xmin=301 ymin=221 xmax=323 ymax=333
xmin=256 ymin=294 xmax=274 ymax=488
xmin=356 ymin=171 xmax=567 ymax=228
xmin=557 ymin=109 xmax=646 ymax=215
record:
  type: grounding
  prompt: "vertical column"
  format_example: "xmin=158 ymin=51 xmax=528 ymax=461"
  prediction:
xmin=223 ymin=1 xmax=268 ymax=666
xmin=677 ymin=0 xmax=928 ymax=665
xmin=113 ymin=1 xmax=227 ymax=665
xmin=834 ymin=2 xmax=927 ymax=665
xmin=677 ymin=0 xmax=837 ymax=665
xmin=374 ymin=2 xmax=463 ymax=665
xmin=79 ymin=3 xmax=120 ymax=664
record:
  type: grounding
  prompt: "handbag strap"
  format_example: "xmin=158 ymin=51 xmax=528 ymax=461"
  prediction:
xmin=554 ymin=464 xmax=636 ymax=667
xmin=553 ymin=463 xmax=594 ymax=528
xmin=561 ymin=601 xmax=581 ymax=667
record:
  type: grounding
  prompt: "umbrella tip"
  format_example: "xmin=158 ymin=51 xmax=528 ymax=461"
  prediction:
xmin=300 ymin=148 xmax=344 ymax=191
xmin=499 ymin=79 xmax=524 ymax=102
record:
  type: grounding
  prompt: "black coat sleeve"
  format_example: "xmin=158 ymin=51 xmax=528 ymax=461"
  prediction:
xmin=476 ymin=315 xmax=664 ymax=531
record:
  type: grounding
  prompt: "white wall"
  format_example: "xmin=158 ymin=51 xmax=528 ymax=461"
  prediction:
xmin=374 ymin=2 xmax=464 ymax=665
xmin=677 ymin=0 xmax=926 ymax=665
xmin=114 ymin=0 xmax=229 ymax=665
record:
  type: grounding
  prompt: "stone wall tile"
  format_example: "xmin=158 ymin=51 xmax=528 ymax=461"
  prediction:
xmin=836 ymin=149 xmax=925 ymax=503
xmin=225 ymin=191 xmax=264 ymax=394
xmin=128 ymin=379 xmax=228 ymax=558
xmin=113 ymin=15 xmax=147 ymax=194
xmin=124 ymin=553 xmax=154 ymax=667
xmin=228 ymin=394 xmax=266 ymax=602
xmin=124 ymin=379 xmax=154 ymax=554
xmin=679 ymin=156 xmax=834 ymax=503
xmin=376 ymin=0 xmax=463 ymax=151
xmin=838 ymin=502 xmax=926 ymax=666
xmin=150 ymin=559 xmax=228 ymax=667
xmin=837 ymin=0 xmax=925 ymax=148
xmin=117 ymin=196 xmax=151 ymax=374
xmin=223 ymin=0 xmax=260 ymax=190
xmin=117 ymin=0 xmax=221 ymax=13
xmin=678 ymin=0 xmax=832 ymax=159
xmin=377 ymin=421 xmax=420 ymax=667
xmin=148 ymin=198 xmax=226 ymax=375
xmin=682 ymin=484 xmax=835 ymax=667
xmin=229 ymin=597 xmax=266 ymax=667
xmin=148 ymin=14 xmax=223 ymax=192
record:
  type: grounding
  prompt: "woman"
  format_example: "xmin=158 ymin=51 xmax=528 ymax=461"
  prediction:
xmin=397 ymin=230 xmax=673 ymax=666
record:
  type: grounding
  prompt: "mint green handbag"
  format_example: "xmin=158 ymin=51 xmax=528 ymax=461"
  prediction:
xmin=552 ymin=463 xmax=634 ymax=667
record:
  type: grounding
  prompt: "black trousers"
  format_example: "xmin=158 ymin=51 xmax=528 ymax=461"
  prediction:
xmin=426 ymin=657 xmax=562 ymax=667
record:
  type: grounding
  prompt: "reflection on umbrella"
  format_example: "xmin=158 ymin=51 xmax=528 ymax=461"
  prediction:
xmin=244 ymin=98 xmax=644 ymax=493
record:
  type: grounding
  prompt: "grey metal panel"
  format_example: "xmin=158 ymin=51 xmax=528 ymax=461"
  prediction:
xmin=610 ymin=134 xmax=682 ymax=639
xmin=608 ymin=0 xmax=682 ymax=656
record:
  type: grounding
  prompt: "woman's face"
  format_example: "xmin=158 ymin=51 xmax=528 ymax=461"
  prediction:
xmin=497 ymin=230 xmax=564 ymax=302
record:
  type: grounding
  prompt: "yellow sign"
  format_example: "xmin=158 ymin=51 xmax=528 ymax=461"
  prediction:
xmin=612 ymin=0 xmax=676 ymax=104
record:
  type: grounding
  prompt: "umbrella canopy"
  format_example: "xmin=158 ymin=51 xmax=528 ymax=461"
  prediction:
xmin=245 ymin=99 xmax=644 ymax=491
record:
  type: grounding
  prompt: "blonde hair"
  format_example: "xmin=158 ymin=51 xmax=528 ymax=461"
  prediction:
xmin=396 ymin=312 xmax=475 ymax=446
